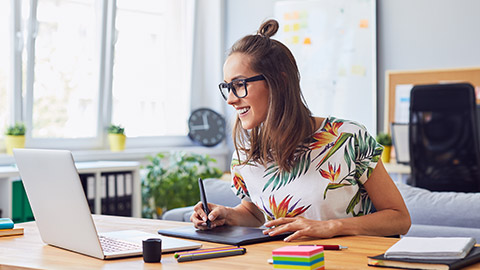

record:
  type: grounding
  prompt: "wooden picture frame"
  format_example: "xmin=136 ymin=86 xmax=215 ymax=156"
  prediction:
xmin=385 ymin=67 xmax=480 ymax=132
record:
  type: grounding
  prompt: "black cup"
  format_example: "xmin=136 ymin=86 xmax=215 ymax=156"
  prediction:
xmin=142 ymin=238 xmax=162 ymax=263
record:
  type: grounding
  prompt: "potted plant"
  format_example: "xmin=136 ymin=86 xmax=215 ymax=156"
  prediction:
xmin=5 ymin=122 xmax=26 ymax=155
xmin=376 ymin=132 xmax=392 ymax=163
xmin=141 ymin=151 xmax=223 ymax=219
xmin=107 ymin=124 xmax=126 ymax=152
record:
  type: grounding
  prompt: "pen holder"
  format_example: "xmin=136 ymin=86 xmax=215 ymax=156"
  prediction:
xmin=143 ymin=238 xmax=162 ymax=263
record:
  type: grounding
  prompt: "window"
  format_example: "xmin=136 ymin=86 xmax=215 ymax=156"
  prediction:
xmin=31 ymin=0 xmax=99 ymax=139
xmin=111 ymin=1 xmax=192 ymax=138
xmin=6 ymin=0 xmax=195 ymax=150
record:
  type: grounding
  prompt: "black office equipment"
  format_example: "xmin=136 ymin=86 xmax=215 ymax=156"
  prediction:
xmin=409 ymin=83 xmax=480 ymax=192
xmin=158 ymin=225 xmax=291 ymax=246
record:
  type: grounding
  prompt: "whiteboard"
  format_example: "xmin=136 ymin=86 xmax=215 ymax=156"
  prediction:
xmin=274 ymin=0 xmax=376 ymax=134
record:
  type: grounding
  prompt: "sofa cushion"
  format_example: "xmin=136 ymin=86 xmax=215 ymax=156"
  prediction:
xmin=395 ymin=182 xmax=480 ymax=229
xmin=162 ymin=178 xmax=240 ymax=221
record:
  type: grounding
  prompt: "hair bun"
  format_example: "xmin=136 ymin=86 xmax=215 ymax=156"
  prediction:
xmin=258 ymin=19 xmax=279 ymax=38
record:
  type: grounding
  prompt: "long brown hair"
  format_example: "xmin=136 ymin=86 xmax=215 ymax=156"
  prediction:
xmin=229 ymin=19 xmax=314 ymax=172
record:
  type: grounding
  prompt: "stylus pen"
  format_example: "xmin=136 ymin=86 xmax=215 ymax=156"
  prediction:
xmin=300 ymin=244 xmax=348 ymax=250
xmin=174 ymin=246 xmax=240 ymax=258
xmin=198 ymin=178 xmax=211 ymax=228
xmin=177 ymin=247 xmax=246 ymax=262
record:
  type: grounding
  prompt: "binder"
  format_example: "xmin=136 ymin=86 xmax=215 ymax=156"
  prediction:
xmin=100 ymin=172 xmax=133 ymax=216
xmin=79 ymin=174 xmax=95 ymax=213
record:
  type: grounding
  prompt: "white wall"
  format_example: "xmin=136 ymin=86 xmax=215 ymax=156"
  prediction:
xmin=223 ymin=0 xmax=480 ymax=132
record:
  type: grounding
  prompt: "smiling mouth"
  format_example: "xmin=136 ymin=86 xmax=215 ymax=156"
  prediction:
xmin=237 ymin=107 xmax=250 ymax=116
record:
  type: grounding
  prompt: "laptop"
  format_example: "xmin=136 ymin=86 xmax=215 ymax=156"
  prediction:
xmin=13 ymin=148 xmax=201 ymax=260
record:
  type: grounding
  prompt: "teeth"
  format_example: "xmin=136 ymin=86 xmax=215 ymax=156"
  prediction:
xmin=238 ymin=107 xmax=249 ymax=114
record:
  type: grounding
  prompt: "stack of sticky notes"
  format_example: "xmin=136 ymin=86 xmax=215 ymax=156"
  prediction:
xmin=272 ymin=245 xmax=325 ymax=270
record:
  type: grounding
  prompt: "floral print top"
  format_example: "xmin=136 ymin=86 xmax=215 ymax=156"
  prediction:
xmin=230 ymin=116 xmax=383 ymax=221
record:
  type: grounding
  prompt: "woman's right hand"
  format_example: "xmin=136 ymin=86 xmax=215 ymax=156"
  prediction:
xmin=190 ymin=201 xmax=229 ymax=230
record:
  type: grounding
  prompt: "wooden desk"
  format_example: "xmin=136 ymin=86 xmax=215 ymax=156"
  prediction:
xmin=1 ymin=215 xmax=479 ymax=270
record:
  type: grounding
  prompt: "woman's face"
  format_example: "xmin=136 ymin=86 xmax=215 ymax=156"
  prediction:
xmin=223 ymin=53 xmax=270 ymax=130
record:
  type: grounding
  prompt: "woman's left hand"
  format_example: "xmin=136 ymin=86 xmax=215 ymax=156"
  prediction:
xmin=263 ymin=216 xmax=339 ymax=242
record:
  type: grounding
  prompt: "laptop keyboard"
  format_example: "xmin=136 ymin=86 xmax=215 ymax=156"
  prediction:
xmin=99 ymin=235 xmax=141 ymax=253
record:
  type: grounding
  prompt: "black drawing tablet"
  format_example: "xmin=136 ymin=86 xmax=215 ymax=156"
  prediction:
xmin=158 ymin=225 xmax=291 ymax=246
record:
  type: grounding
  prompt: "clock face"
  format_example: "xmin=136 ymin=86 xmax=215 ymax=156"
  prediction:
xmin=188 ymin=108 xmax=226 ymax=147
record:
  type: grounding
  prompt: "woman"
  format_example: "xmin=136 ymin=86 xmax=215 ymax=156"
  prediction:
xmin=191 ymin=19 xmax=411 ymax=241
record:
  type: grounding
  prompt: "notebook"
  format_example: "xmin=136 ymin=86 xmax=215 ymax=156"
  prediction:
xmin=368 ymin=246 xmax=480 ymax=270
xmin=384 ymin=237 xmax=476 ymax=260
xmin=13 ymin=148 xmax=201 ymax=260
xmin=158 ymin=225 xmax=291 ymax=245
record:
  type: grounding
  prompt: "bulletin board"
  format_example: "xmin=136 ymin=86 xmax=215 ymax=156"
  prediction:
xmin=274 ymin=0 xmax=377 ymax=134
xmin=385 ymin=67 xmax=480 ymax=131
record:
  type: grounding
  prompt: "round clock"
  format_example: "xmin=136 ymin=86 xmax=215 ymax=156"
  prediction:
xmin=188 ymin=108 xmax=226 ymax=147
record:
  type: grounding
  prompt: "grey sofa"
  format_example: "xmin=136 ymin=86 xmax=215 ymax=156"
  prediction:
xmin=162 ymin=178 xmax=480 ymax=242
xmin=162 ymin=178 xmax=241 ymax=222
xmin=396 ymin=181 xmax=480 ymax=242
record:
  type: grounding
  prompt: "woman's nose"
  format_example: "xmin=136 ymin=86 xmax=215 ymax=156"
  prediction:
xmin=226 ymin=90 xmax=239 ymax=105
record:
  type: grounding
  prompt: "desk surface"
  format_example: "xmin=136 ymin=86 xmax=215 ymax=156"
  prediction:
xmin=1 ymin=215 xmax=479 ymax=270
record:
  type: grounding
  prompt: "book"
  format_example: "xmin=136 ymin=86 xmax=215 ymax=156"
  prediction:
xmin=368 ymin=246 xmax=480 ymax=270
xmin=0 ymin=217 xmax=14 ymax=229
xmin=0 ymin=226 xmax=24 ymax=237
xmin=384 ymin=237 xmax=476 ymax=259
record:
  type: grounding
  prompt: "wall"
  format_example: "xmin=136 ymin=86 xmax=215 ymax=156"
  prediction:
xmin=224 ymin=0 xmax=480 ymax=132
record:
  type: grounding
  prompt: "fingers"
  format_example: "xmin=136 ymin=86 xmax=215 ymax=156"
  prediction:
xmin=264 ymin=217 xmax=296 ymax=229
xmin=190 ymin=202 xmax=227 ymax=229
xmin=284 ymin=230 xmax=303 ymax=242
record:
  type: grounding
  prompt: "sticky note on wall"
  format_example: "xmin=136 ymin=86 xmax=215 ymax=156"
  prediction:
xmin=351 ymin=65 xmax=366 ymax=76
xmin=359 ymin=19 xmax=369 ymax=28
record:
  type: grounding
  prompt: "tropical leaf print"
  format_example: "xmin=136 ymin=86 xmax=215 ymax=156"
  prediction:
xmin=232 ymin=172 xmax=249 ymax=197
xmin=354 ymin=130 xmax=383 ymax=180
xmin=319 ymin=163 xmax=341 ymax=182
xmin=311 ymin=121 xmax=344 ymax=149
xmin=230 ymin=158 xmax=256 ymax=169
xmin=260 ymin=195 xmax=312 ymax=221
xmin=316 ymin=132 xmax=354 ymax=169
xmin=323 ymin=183 xmax=352 ymax=199
xmin=346 ymin=184 xmax=373 ymax=216
xmin=262 ymin=150 xmax=311 ymax=192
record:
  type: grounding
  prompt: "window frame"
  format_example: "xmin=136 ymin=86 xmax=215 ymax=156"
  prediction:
xmin=10 ymin=0 xmax=197 ymax=151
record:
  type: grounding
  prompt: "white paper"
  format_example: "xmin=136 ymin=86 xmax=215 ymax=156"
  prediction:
xmin=394 ymin=84 xmax=413 ymax=123
xmin=385 ymin=237 xmax=476 ymax=260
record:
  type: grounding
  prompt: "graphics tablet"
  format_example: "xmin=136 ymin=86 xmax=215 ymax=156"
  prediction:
xmin=158 ymin=225 xmax=291 ymax=245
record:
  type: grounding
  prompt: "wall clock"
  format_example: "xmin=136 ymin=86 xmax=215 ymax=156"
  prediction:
xmin=188 ymin=108 xmax=226 ymax=147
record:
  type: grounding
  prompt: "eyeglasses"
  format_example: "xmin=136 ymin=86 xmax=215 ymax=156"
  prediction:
xmin=218 ymin=74 xmax=266 ymax=100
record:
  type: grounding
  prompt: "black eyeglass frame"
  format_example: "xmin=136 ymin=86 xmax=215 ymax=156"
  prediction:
xmin=218 ymin=74 xmax=266 ymax=100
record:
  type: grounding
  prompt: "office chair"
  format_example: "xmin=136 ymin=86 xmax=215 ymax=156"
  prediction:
xmin=409 ymin=83 xmax=480 ymax=192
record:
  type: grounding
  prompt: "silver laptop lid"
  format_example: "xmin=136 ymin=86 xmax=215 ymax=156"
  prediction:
xmin=13 ymin=149 xmax=104 ymax=259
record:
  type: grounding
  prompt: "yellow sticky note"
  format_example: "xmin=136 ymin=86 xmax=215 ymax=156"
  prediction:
xmin=284 ymin=25 xmax=291 ymax=32
xmin=303 ymin=37 xmax=311 ymax=45
xmin=292 ymin=36 xmax=300 ymax=44
xmin=351 ymin=65 xmax=366 ymax=76
xmin=359 ymin=19 xmax=369 ymax=28
xmin=293 ymin=23 xmax=300 ymax=31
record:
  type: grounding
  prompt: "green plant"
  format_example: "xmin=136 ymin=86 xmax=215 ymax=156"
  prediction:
xmin=108 ymin=124 xmax=125 ymax=135
xmin=141 ymin=151 xmax=223 ymax=219
xmin=376 ymin=132 xmax=392 ymax=146
xmin=5 ymin=123 xmax=26 ymax=136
